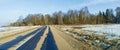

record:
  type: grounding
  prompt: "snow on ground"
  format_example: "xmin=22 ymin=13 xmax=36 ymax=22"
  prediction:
xmin=0 ymin=27 xmax=27 ymax=34
xmin=81 ymin=24 xmax=120 ymax=40
xmin=81 ymin=24 xmax=120 ymax=36
xmin=60 ymin=24 xmax=120 ymax=40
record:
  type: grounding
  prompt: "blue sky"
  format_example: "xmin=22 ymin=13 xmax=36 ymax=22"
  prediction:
xmin=0 ymin=0 xmax=120 ymax=26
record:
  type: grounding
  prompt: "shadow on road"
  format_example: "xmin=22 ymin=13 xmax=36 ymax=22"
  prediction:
xmin=41 ymin=27 xmax=58 ymax=50
xmin=0 ymin=28 xmax=41 ymax=50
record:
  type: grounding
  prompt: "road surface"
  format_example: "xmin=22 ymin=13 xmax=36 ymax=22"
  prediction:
xmin=17 ymin=26 xmax=47 ymax=50
xmin=0 ymin=26 xmax=86 ymax=50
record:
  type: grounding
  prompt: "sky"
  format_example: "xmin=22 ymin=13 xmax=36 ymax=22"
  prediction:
xmin=0 ymin=0 xmax=120 ymax=26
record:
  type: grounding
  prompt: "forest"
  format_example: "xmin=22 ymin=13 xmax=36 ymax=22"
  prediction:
xmin=9 ymin=7 xmax=120 ymax=26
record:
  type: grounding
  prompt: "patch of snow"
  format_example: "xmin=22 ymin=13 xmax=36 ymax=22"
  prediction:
xmin=82 ymin=24 xmax=120 ymax=36
xmin=0 ymin=27 xmax=27 ymax=34
xmin=62 ymin=27 xmax=71 ymax=31
xmin=81 ymin=24 xmax=120 ymax=40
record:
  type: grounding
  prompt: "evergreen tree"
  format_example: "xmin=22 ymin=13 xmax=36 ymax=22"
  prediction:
xmin=115 ymin=7 xmax=120 ymax=23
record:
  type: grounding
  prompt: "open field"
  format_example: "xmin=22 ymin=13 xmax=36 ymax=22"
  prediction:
xmin=0 ymin=25 xmax=120 ymax=50
xmin=56 ymin=24 xmax=120 ymax=50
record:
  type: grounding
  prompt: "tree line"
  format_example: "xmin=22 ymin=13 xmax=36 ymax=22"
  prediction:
xmin=9 ymin=7 xmax=120 ymax=26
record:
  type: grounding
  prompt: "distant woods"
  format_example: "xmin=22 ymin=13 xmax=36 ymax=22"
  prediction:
xmin=9 ymin=7 xmax=120 ymax=26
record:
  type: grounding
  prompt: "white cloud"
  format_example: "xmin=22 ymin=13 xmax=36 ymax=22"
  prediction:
xmin=72 ymin=0 xmax=119 ymax=8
